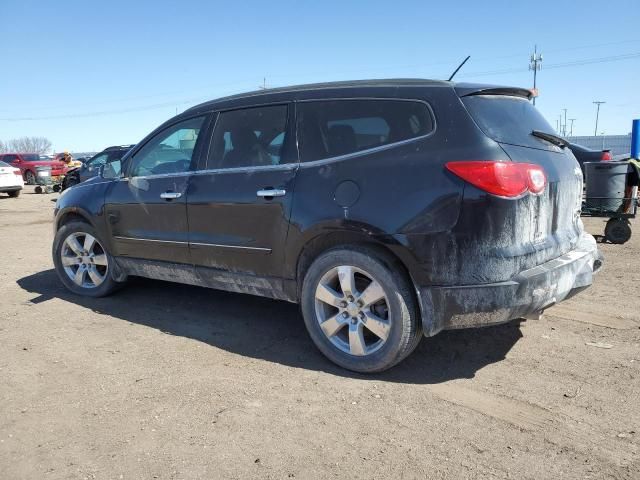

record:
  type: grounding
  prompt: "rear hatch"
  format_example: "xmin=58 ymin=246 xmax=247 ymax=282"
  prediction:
xmin=459 ymin=89 xmax=584 ymax=269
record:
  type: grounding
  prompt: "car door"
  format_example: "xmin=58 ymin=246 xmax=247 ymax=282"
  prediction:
xmin=104 ymin=115 xmax=209 ymax=264
xmin=187 ymin=103 xmax=298 ymax=280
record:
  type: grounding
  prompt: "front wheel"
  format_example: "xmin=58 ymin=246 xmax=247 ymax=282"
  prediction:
xmin=301 ymin=246 xmax=422 ymax=373
xmin=52 ymin=222 xmax=124 ymax=297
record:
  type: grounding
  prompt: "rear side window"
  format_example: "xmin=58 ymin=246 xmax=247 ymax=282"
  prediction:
xmin=208 ymin=104 xmax=290 ymax=169
xmin=298 ymin=99 xmax=434 ymax=162
xmin=462 ymin=95 xmax=556 ymax=150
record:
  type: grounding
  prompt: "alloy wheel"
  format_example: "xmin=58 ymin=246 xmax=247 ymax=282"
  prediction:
xmin=60 ymin=232 xmax=108 ymax=288
xmin=314 ymin=265 xmax=391 ymax=356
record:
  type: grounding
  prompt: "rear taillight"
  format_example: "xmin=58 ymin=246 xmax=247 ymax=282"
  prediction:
xmin=601 ymin=151 xmax=612 ymax=161
xmin=445 ymin=161 xmax=547 ymax=197
xmin=13 ymin=168 xmax=21 ymax=176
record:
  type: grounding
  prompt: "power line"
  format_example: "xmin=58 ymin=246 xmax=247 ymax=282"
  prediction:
xmin=2 ymin=50 xmax=639 ymax=122
xmin=459 ymin=51 xmax=640 ymax=78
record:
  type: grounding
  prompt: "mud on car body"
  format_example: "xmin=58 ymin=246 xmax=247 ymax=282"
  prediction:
xmin=52 ymin=79 xmax=602 ymax=372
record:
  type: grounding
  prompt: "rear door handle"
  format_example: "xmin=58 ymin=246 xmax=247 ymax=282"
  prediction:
xmin=257 ymin=189 xmax=286 ymax=198
xmin=160 ymin=191 xmax=182 ymax=199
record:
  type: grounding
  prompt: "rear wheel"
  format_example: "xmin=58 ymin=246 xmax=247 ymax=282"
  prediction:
xmin=25 ymin=170 xmax=36 ymax=185
xmin=7 ymin=190 xmax=20 ymax=198
xmin=52 ymin=222 xmax=124 ymax=297
xmin=301 ymin=246 xmax=422 ymax=373
xmin=604 ymin=218 xmax=632 ymax=244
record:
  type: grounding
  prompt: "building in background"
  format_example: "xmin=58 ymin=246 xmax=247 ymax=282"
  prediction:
xmin=566 ymin=135 xmax=632 ymax=155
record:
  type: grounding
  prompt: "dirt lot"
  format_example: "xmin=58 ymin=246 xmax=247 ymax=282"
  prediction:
xmin=0 ymin=188 xmax=638 ymax=480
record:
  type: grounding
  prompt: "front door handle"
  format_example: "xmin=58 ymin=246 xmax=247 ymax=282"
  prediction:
xmin=257 ymin=189 xmax=286 ymax=198
xmin=160 ymin=191 xmax=182 ymax=200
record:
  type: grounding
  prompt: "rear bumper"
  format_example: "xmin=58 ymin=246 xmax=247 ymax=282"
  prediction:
xmin=418 ymin=233 xmax=602 ymax=336
xmin=0 ymin=185 xmax=23 ymax=192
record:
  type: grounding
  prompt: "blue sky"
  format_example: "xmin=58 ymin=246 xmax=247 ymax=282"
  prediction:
xmin=1 ymin=0 xmax=639 ymax=152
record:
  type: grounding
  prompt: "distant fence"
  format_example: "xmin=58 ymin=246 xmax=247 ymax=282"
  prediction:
xmin=566 ymin=135 xmax=632 ymax=155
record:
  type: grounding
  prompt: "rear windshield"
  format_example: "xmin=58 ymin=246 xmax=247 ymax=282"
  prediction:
xmin=0 ymin=161 xmax=10 ymax=168
xmin=462 ymin=95 xmax=557 ymax=150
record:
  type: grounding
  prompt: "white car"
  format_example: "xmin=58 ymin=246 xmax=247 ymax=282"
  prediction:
xmin=0 ymin=160 xmax=24 ymax=197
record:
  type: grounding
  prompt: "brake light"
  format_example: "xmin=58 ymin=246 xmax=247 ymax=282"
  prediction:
xmin=445 ymin=161 xmax=547 ymax=197
xmin=601 ymin=151 xmax=612 ymax=161
xmin=12 ymin=168 xmax=21 ymax=176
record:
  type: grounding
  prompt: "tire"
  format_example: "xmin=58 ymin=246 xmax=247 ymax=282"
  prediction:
xmin=604 ymin=218 xmax=632 ymax=244
xmin=301 ymin=246 xmax=422 ymax=373
xmin=7 ymin=190 xmax=20 ymax=198
xmin=52 ymin=221 xmax=124 ymax=297
xmin=25 ymin=170 xmax=36 ymax=185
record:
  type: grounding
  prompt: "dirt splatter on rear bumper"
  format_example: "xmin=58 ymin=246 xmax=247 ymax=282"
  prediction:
xmin=419 ymin=233 xmax=602 ymax=336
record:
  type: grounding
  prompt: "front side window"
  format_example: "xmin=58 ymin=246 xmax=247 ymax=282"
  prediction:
xmin=298 ymin=99 xmax=434 ymax=162
xmin=208 ymin=105 xmax=289 ymax=169
xmin=87 ymin=153 xmax=109 ymax=167
xmin=128 ymin=116 xmax=205 ymax=177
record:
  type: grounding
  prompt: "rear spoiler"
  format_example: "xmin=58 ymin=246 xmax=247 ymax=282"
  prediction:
xmin=455 ymin=84 xmax=534 ymax=100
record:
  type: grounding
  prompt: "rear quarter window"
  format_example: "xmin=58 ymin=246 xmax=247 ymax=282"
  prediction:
xmin=462 ymin=95 xmax=556 ymax=150
xmin=298 ymin=99 xmax=434 ymax=162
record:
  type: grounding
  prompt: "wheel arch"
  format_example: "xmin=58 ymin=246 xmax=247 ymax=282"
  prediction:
xmin=293 ymin=227 xmax=421 ymax=302
xmin=55 ymin=207 xmax=95 ymax=232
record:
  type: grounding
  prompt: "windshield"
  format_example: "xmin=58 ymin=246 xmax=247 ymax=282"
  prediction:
xmin=462 ymin=95 xmax=557 ymax=150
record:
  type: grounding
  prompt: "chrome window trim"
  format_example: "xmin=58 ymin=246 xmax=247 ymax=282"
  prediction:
xmin=114 ymin=236 xmax=271 ymax=252
xmin=190 ymin=242 xmax=271 ymax=253
xmin=192 ymin=163 xmax=297 ymax=176
xmin=298 ymin=132 xmax=433 ymax=169
xmin=120 ymin=171 xmax=192 ymax=181
xmin=295 ymin=97 xmax=437 ymax=166
xmin=114 ymin=236 xmax=188 ymax=245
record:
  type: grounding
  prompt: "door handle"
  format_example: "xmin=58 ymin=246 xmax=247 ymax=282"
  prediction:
xmin=257 ymin=189 xmax=286 ymax=198
xmin=160 ymin=191 xmax=182 ymax=199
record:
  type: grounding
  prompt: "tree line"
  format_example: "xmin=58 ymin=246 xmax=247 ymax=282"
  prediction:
xmin=0 ymin=136 xmax=52 ymax=155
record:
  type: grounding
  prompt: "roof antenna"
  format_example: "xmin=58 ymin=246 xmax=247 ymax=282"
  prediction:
xmin=448 ymin=56 xmax=471 ymax=81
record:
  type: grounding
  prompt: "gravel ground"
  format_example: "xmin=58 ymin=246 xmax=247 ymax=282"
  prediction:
xmin=1 ymin=188 xmax=638 ymax=479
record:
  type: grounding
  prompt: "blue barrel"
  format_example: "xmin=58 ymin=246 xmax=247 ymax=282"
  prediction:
xmin=632 ymin=119 xmax=640 ymax=159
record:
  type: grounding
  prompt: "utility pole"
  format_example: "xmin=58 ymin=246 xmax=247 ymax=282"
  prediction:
xmin=593 ymin=101 xmax=605 ymax=136
xmin=259 ymin=77 xmax=268 ymax=90
xmin=529 ymin=45 xmax=543 ymax=105
xmin=562 ymin=108 xmax=568 ymax=136
xmin=569 ymin=118 xmax=576 ymax=136
xmin=558 ymin=115 xmax=563 ymax=134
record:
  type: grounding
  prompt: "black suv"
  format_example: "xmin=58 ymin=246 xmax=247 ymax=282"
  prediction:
xmin=52 ymin=79 xmax=601 ymax=372
xmin=61 ymin=145 xmax=135 ymax=190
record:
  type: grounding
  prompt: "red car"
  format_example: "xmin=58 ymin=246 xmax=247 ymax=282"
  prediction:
xmin=0 ymin=153 xmax=66 ymax=185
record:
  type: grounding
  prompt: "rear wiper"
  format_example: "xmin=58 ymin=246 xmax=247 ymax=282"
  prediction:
xmin=531 ymin=130 xmax=568 ymax=149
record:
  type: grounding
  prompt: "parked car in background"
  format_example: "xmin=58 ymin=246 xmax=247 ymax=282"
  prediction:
xmin=61 ymin=145 xmax=135 ymax=190
xmin=52 ymin=79 xmax=602 ymax=372
xmin=0 ymin=160 xmax=24 ymax=197
xmin=0 ymin=153 xmax=66 ymax=185
xmin=568 ymin=142 xmax=612 ymax=175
